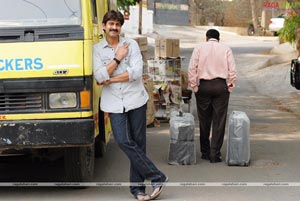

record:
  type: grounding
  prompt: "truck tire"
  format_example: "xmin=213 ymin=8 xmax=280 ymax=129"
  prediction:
xmin=64 ymin=145 xmax=95 ymax=182
xmin=95 ymin=135 xmax=105 ymax=158
xmin=95 ymin=107 xmax=106 ymax=158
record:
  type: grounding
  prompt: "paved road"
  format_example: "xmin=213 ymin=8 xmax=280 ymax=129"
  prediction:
xmin=1 ymin=26 xmax=300 ymax=201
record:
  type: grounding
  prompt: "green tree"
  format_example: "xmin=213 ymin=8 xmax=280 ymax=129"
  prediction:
xmin=278 ymin=15 xmax=300 ymax=44
xmin=117 ymin=0 xmax=140 ymax=11
xmin=278 ymin=8 xmax=300 ymax=56
xmin=287 ymin=0 xmax=300 ymax=15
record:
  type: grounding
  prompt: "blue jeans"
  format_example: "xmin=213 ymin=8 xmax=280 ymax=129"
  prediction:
xmin=109 ymin=104 xmax=167 ymax=196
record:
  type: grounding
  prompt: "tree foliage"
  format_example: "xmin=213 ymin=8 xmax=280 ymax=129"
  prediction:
xmin=278 ymin=14 xmax=300 ymax=44
xmin=117 ymin=0 xmax=140 ymax=11
xmin=287 ymin=0 xmax=300 ymax=15
xmin=278 ymin=0 xmax=300 ymax=44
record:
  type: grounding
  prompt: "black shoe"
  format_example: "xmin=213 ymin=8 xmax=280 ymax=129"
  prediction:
xmin=201 ymin=155 xmax=210 ymax=160
xmin=210 ymin=157 xmax=222 ymax=163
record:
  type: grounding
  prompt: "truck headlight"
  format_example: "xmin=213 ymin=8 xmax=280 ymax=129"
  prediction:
xmin=49 ymin=93 xmax=77 ymax=109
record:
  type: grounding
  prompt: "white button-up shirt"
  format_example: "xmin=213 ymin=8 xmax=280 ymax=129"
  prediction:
xmin=93 ymin=37 xmax=149 ymax=113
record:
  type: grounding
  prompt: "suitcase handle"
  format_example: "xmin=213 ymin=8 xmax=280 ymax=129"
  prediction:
xmin=178 ymin=110 xmax=183 ymax=117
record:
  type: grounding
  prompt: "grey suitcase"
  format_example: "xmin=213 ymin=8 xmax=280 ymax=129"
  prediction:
xmin=169 ymin=111 xmax=195 ymax=141
xmin=226 ymin=111 xmax=250 ymax=166
xmin=168 ymin=111 xmax=196 ymax=165
xmin=168 ymin=140 xmax=196 ymax=165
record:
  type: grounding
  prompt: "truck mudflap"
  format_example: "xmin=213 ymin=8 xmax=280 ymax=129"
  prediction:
xmin=0 ymin=119 xmax=94 ymax=149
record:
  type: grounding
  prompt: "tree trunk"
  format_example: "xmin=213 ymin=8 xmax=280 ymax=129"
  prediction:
xmin=296 ymin=28 xmax=300 ymax=57
xmin=250 ymin=0 xmax=258 ymax=35
xmin=138 ymin=1 xmax=142 ymax=34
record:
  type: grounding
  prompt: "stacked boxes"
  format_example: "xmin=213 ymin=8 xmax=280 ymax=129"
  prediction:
xmin=168 ymin=111 xmax=196 ymax=165
xmin=131 ymin=35 xmax=148 ymax=62
xmin=155 ymin=38 xmax=180 ymax=58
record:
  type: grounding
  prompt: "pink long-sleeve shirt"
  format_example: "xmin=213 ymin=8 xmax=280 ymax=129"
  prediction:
xmin=188 ymin=38 xmax=237 ymax=92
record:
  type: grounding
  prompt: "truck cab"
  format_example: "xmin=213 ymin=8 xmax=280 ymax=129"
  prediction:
xmin=0 ymin=0 xmax=112 ymax=182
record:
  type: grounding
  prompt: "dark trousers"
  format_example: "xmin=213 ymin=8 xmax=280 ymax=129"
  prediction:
xmin=109 ymin=104 xmax=166 ymax=197
xmin=195 ymin=78 xmax=230 ymax=158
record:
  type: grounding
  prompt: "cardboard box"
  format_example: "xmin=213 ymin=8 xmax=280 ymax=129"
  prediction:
xmin=171 ymin=39 xmax=180 ymax=57
xmin=130 ymin=35 xmax=148 ymax=62
xmin=138 ymin=36 xmax=148 ymax=45
xmin=141 ymin=51 xmax=148 ymax=63
xmin=131 ymin=35 xmax=148 ymax=46
xmin=155 ymin=38 xmax=180 ymax=58
xmin=139 ymin=45 xmax=148 ymax=52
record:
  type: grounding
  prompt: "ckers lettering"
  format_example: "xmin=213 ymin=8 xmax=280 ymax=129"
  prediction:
xmin=0 ymin=58 xmax=43 ymax=71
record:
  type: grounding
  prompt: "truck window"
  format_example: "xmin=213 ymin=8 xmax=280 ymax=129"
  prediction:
xmin=0 ymin=0 xmax=81 ymax=27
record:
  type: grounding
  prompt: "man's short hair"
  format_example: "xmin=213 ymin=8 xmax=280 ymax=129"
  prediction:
xmin=102 ymin=10 xmax=124 ymax=26
xmin=206 ymin=29 xmax=220 ymax=40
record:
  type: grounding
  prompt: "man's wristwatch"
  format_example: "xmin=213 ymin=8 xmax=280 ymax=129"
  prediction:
xmin=113 ymin=58 xmax=121 ymax=65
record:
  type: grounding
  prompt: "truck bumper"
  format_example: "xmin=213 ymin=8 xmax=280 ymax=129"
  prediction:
xmin=0 ymin=119 xmax=94 ymax=150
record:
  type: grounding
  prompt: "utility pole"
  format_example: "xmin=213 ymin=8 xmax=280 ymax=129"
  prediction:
xmin=138 ymin=0 xmax=142 ymax=34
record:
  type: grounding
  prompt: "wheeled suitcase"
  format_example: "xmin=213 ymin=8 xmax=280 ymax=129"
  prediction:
xmin=169 ymin=111 xmax=195 ymax=141
xmin=168 ymin=111 xmax=196 ymax=165
xmin=226 ymin=111 xmax=250 ymax=166
xmin=290 ymin=59 xmax=300 ymax=90
xmin=168 ymin=140 xmax=196 ymax=165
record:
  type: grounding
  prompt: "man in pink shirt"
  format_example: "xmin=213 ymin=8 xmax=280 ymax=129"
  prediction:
xmin=188 ymin=29 xmax=237 ymax=163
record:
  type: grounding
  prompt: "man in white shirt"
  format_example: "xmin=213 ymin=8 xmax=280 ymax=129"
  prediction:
xmin=93 ymin=10 xmax=167 ymax=201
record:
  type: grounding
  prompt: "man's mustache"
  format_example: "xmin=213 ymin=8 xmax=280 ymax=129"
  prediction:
xmin=109 ymin=29 xmax=118 ymax=32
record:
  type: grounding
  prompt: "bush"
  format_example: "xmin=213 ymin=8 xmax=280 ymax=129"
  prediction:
xmin=278 ymin=15 xmax=300 ymax=44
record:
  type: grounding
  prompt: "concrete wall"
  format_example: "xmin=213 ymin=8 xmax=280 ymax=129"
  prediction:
xmin=122 ymin=6 xmax=154 ymax=34
xmin=190 ymin=0 xmax=283 ymax=27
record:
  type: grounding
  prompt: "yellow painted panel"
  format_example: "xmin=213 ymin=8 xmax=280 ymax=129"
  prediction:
xmin=0 ymin=41 xmax=83 ymax=79
xmin=0 ymin=111 xmax=92 ymax=121
xmin=104 ymin=113 xmax=112 ymax=143
xmin=84 ymin=40 xmax=93 ymax=75
xmin=92 ymin=77 xmax=103 ymax=137
xmin=81 ymin=0 xmax=92 ymax=40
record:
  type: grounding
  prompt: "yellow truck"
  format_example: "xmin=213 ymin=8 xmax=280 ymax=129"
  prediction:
xmin=0 ymin=0 xmax=113 ymax=182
